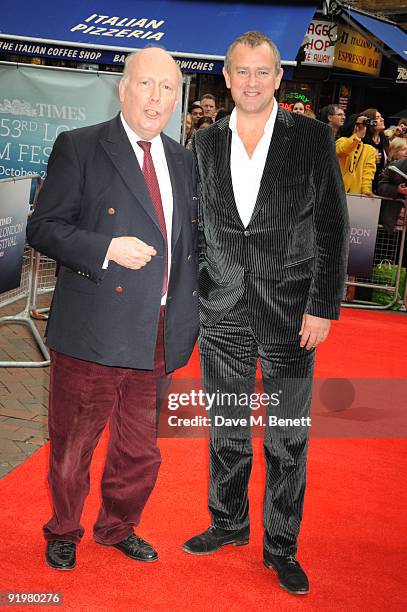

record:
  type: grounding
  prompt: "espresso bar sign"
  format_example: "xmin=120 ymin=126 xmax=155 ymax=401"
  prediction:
xmin=334 ymin=25 xmax=382 ymax=76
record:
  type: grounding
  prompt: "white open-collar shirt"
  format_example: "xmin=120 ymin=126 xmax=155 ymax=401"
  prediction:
xmin=229 ymin=99 xmax=278 ymax=228
xmin=120 ymin=113 xmax=173 ymax=305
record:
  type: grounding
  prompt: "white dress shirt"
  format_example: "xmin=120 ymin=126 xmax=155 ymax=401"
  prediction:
xmin=104 ymin=113 xmax=173 ymax=305
xmin=229 ymin=99 xmax=278 ymax=228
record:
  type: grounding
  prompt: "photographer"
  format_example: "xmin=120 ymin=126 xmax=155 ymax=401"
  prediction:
xmin=362 ymin=108 xmax=389 ymax=192
xmin=336 ymin=113 xmax=377 ymax=196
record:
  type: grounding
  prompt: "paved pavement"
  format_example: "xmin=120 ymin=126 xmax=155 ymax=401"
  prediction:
xmin=0 ymin=294 xmax=51 ymax=478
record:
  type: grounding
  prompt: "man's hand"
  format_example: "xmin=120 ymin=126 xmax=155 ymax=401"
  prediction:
xmin=299 ymin=314 xmax=331 ymax=350
xmin=106 ymin=236 xmax=157 ymax=270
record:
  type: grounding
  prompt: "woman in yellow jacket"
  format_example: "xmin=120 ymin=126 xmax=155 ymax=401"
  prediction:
xmin=336 ymin=113 xmax=377 ymax=195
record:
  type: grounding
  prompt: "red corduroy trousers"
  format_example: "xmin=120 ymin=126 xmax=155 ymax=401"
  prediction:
xmin=44 ymin=308 xmax=168 ymax=545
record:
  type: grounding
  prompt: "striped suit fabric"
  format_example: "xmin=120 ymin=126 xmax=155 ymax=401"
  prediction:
xmin=192 ymin=107 xmax=349 ymax=556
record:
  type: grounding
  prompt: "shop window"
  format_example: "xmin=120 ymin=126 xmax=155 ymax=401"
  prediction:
xmin=278 ymin=82 xmax=316 ymax=113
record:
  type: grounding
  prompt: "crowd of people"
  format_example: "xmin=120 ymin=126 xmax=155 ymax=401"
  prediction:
xmin=184 ymin=94 xmax=227 ymax=149
xmin=323 ymin=105 xmax=407 ymax=233
xmin=183 ymin=97 xmax=407 ymax=231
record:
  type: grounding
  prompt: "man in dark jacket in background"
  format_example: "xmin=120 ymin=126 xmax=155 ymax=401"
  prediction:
xmin=377 ymin=157 xmax=407 ymax=231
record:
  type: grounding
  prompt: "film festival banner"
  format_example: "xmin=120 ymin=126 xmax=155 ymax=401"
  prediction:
xmin=0 ymin=64 xmax=181 ymax=183
xmin=0 ymin=178 xmax=32 ymax=294
xmin=346 ymin=195 xmax=381 ymax=277
xmin=0 ymin=63 xmax=181 ymax=294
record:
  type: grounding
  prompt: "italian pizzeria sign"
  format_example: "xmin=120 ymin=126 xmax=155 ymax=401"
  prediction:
xmin=69 ymin=13 xmax=166 ymax=42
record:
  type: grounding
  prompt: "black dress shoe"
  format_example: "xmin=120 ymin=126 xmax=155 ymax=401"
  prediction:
xmin=98 ymin=534 xmax=158 ymax=562
xmin=46 ymin=540 xmax=76 ymax=570
xmin=263 ymin=550 xmax=309 ymax=595
xmin=182 ymin=525 xmax=249 ymax=555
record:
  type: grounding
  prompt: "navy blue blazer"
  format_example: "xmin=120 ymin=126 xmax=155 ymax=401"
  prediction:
xmin=27 ymin=114 xmax=199 ymax=371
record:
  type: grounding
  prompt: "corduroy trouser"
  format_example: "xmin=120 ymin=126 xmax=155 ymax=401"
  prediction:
xmin=44 ymin=308 xmax=167 ymax=545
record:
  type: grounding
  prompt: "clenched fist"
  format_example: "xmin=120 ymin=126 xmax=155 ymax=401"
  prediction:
xmin=107 ymin=236 xmax=157 ymax=270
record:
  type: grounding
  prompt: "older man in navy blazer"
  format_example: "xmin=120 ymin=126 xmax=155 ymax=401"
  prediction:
xmin=27 ymin=47 xmax=198 ymax=570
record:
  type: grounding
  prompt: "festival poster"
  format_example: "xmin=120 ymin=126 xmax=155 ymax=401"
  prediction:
xmin=0 ymin=64 xmax=181 ymax=183
xmin=346 ymin=195 xmax=381 ymax=277
xmin=0 ymin=178 xmax=32 ymax=293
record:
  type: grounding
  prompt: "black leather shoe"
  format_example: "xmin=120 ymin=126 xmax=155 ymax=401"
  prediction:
xmin=182 ymin=525 xmax=249 ymax=555
xmin=263 ymin=550 xmax=309 ymax=595
xmin=46 ymin=540 xmax=76 ymax=570
xmin=98 ymin=534 xmax=158 ymax=562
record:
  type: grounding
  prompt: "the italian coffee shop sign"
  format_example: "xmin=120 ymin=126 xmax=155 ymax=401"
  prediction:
xmin=334 ymin=25 xmax=382 ymax=76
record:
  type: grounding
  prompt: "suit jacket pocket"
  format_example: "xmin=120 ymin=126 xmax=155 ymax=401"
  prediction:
xmin=280 ymin=174 xmax=307 ymax=187
xmin=284 ymin=255 xmax=314 ymax=268
xmin=283 ymin=256 xmax=314 ymax=281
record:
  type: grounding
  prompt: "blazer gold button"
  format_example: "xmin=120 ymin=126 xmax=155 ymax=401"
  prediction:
xmin=192 ymin=290 xmax=197 ymax=296
xmin=244 ymin=230 xmax=250 ymax=237
xmin=187 ymin=254 xmax=192 ymax=261
xmin=108 ymin=207 xmax=115 ymax=215
xmin=115 ymin=286 xmax=123 ymax=293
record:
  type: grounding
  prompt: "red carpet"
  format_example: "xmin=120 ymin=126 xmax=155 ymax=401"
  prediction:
xmin=176 ymin=308 xmax=407 ymax=379
xmin=0 ymin=309 xmax=406 ymax=611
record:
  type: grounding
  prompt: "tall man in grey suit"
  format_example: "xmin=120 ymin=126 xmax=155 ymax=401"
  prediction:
xmin=183 ymin=32 xmax=349 ymax=595
xmin=27 ymin=48 xmax=199 ymax=570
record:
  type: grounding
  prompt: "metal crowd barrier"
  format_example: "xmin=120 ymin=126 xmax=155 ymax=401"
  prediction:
xmin=0 ymin=175 xmax=53 ymax=367
xmin=343 ymin=194 xmax=406 ymax=310
xmin=30 ymin=250 xmax=56 ymax=320
xmin=1 ymin=187 xmax=404 ymax=371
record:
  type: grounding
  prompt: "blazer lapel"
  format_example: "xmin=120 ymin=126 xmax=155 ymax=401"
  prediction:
xmin=249 ymin=107 xmax=294 ymax=225
xmin=161 ymin=134 xmax=184 ymax=253
xmin=99 ymin=114 xmax=162 ymax=234
xmin=214 ymin=119 xmax=244 ymax=228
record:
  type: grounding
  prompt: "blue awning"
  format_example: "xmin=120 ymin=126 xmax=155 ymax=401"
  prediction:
xmin=0 ymin=1 xmax=316 ymax=64
xmin=345 ymin=8 xmax=407 ymax=65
